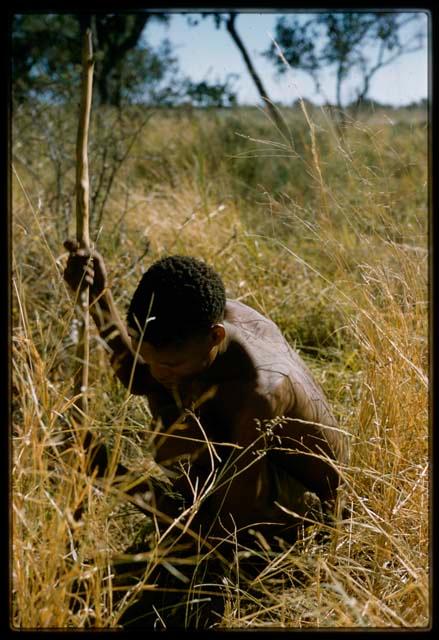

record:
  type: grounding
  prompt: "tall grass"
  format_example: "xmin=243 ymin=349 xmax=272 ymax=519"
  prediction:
xmin=11 ymin=101 xmax=429 ymax=628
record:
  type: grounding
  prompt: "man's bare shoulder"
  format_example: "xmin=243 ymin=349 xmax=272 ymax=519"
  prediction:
xmin=224 ymin=299 xmax=305 ymax=380
xmin=220 ymin=299 xmax=336 ymax=424
xmin=225 ymin=299 xmax=279 ymax=333
xmin=216 ymin=300 xmax=294 ymax=405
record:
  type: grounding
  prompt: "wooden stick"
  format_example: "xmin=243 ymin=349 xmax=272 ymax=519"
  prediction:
xmin=74 ymin=29 xmax=94 ymax=419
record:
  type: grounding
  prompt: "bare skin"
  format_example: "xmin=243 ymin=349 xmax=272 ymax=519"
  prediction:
xmin=63 ymin=240 xmax=348 ymax=544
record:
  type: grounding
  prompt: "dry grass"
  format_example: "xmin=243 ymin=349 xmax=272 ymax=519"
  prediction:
xmin=11 ymin=101 xmax=429 ymax=628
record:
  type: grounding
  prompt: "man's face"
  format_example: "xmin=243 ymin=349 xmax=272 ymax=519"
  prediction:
xmin=130 ymin=327 xmax=224 ymax=388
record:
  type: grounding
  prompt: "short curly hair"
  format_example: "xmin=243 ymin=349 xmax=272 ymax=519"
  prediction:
xmin=127 ymin=255 xmax=226 ymax=347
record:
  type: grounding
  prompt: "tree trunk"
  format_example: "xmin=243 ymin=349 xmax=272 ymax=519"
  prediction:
xmin=93 ymin=14 xmax=150 ymax=105
xmin=225 ymin=13 xmax=287 ymax=135
xmin=333 ymin=64 xmax=348 ymax=136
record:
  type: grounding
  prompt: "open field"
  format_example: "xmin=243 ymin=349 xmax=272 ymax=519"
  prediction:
xmin=11 ymin=101 xmax=429 ymax=628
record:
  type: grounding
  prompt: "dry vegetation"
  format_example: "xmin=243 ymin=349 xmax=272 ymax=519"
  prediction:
xmin=11 ymin=99 xmax=429 ymax=628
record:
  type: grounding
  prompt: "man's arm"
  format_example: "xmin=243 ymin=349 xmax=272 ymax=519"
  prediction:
xmin=63 ymin=239 xmax=153 ymax=395
xmin=89 ymin=286 xmax=154 ymax=395
xmin=272 ymin=375 xmax=345 ymax=507
xmin=62 ymin=240 xmax=162 ymax=514
xmin=202 ymin=389 xmax=276 ymax=530
xmin=205 ymin=384 xmax=342 ymax=534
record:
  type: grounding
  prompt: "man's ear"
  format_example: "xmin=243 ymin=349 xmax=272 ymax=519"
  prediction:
xmin=209 ymin=323 xmax=225 ymax=347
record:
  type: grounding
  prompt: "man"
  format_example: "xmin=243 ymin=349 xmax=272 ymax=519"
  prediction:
xmin=63 ymin=239 xmax=347 ymax=627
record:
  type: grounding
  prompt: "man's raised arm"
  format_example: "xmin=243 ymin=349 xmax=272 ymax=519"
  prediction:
xmin=63 ymin=239 xmax=153 ymax=395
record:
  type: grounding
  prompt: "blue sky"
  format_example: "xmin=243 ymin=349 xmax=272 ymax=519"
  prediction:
xmin=146 ymin=11 xmax=429 ymax=107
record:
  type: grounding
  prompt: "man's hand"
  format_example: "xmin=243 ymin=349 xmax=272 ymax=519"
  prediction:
xmin=63 ymin=239 xmax=108 ymax=300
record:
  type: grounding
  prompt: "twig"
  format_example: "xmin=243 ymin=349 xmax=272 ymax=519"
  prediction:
xmin=74 ymin=29 xmax=94 ymax=418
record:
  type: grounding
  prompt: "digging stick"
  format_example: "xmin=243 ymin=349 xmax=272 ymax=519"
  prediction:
xmin=74 ymin=29 xmax=94 ymax=419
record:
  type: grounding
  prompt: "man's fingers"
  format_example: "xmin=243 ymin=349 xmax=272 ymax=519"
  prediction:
xmin=63 ymin=240 xmax=106 ymax=296
xmin=64 ymin=239 xmax=105 ymax=268
xmin=64 ymin=239 xmax=79 ymax=253
xmin=63 ymin=239 xmax=89 ymax=258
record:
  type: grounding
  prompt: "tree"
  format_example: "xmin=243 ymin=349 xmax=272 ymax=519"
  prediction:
xmin=183 ymin=74 xmax=238 ymax=108
xmin=91 ymin=13 xmax=170 ymax=106
xmin=12 ymin=14 xmax=82 ymax=102
xmin=265 ymin=12 xmax=426 ymax=117
xmin=11 ymin=13 xmax=176 ymax=106
xmin=187 ymin=12 xmax=288 ymax=132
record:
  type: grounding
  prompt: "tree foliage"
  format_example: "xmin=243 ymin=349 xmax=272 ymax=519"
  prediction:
xmin=12 ymin=13 xmax=241 ymax=108
xmin=91 ymin=13 xmax=172 ymax=105
xmin=265 ymin=12 xmax=426 ymax=112
xmin=12 ymin=14 xmax=83 ymax=102
xmin=11 ymin=13 xmax=179 ymax=106
xmin=183 ymin=74 xmax=238 ymax=108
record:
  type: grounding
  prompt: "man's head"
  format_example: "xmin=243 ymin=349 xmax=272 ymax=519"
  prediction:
xmin=127 ymin=255 xmax=226 ymax=386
